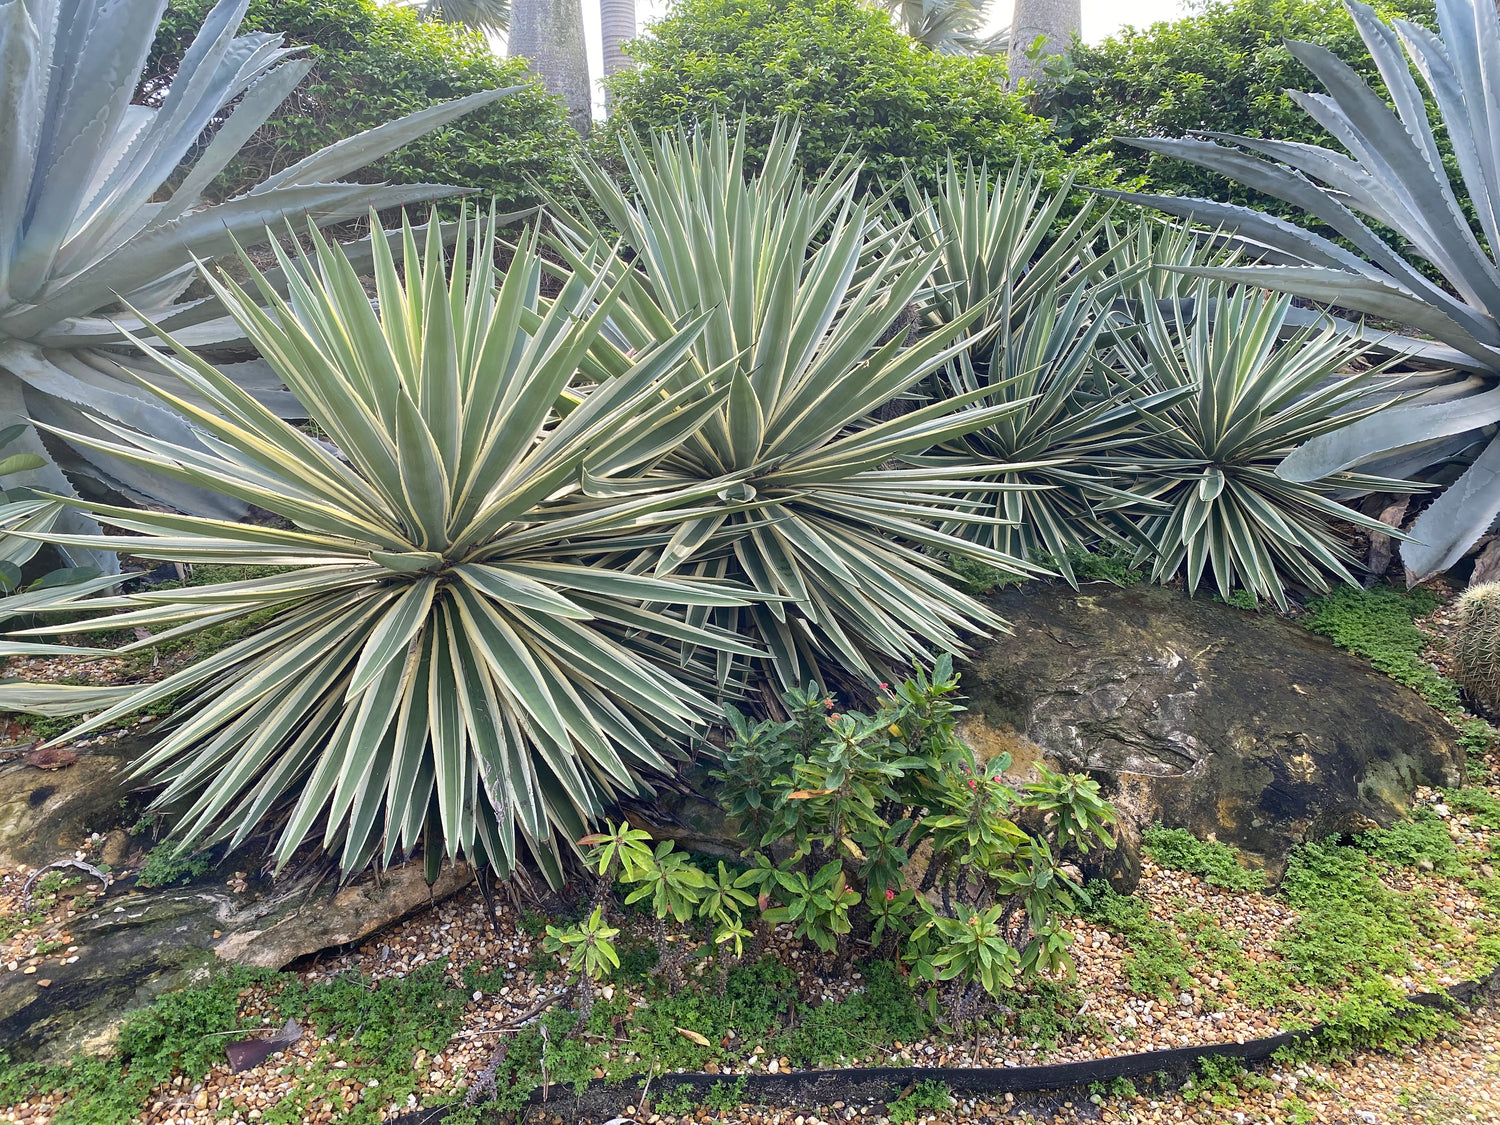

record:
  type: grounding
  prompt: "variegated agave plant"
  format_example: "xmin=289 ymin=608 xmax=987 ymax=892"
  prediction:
xmin=1106 ymin=280 xmax=1411 ymax=608
xmin=547 ymin=120 xmax=1039 ymax=689
xmin=1103 ymin=0 xmax=1500 ymax=582
xmin=0 ymin=209 xmax=758 ymax=883
xmin=0 ymin=0 xmax=515 ymax=572
xmin=901 ymin=163 xmax=1194 ymax=585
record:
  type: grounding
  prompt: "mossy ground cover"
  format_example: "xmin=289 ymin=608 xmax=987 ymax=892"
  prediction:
xmin=8 ymin=789 xmax=1498 ymax=1125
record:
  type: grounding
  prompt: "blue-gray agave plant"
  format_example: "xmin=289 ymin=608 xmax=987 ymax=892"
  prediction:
xmin=0 ymin=0 xmax=516 ymax=572
xmin=1101 ymin=0 xmax=1500 ymax=583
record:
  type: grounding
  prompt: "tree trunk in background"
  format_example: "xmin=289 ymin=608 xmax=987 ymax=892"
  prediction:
xmin=1007 ymin=0 xmax=1079 ymax=83
xmin=509 ymin=0 xmax=591 ymax=133
xmin=600 ymin=0 xmax=635 ymax=111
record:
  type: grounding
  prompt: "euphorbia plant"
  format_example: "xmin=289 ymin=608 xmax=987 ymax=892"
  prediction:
xmin=543 ymin=906 xmax=620 ymax=1019
xmin=574 ymin=665 xmax=1121 ymax=1025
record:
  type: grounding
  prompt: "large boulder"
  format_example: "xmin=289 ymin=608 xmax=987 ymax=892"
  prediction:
xmin=0 ymin=736 xmax=473 ymax=1062
xmin=960 ymin=583 xmax=1466 ymax=882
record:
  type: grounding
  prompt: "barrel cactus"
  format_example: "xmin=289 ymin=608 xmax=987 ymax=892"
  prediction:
xmin=1455 ymin=582 xmax=1500 ymax=717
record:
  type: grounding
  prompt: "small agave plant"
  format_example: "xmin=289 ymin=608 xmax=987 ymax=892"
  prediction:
xmin=1104 ymin=0 xmax=1500 ymax=582
xmin=0 ymin=207 xmax=760 ymax=884
xmin=0 ymin=0 xmax=516 ymax=571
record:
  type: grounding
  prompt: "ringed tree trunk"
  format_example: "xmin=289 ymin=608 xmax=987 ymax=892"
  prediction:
xmin=600 ymin=0 xmax=636 ymax=111
xmin=1007 ymin=0 xmax=1079 ymax=83
xmin=509 ymin=0 xmax=592 ymax=132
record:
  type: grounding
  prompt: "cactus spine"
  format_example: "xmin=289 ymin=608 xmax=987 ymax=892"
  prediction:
xmin=1455 ymin=581 xmax=1500 ymax=717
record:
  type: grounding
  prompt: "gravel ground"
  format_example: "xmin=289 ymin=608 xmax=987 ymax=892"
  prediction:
xmin=614 ymin=1000 xmax=1500 ymax=1124
xmin=3 ymin=588 xmax=1500 ymax=1123
xmin=3 ymin=822 xmax=1497 ymax=1125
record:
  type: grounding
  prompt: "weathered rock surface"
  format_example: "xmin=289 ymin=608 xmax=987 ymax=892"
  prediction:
xmin=0 ymin=736 xmax=143 ymax=869
xmin=960 ymin=583 xmax=1466 ymax=882
xmin=0 ymin=738 xmax=473 ymax=1062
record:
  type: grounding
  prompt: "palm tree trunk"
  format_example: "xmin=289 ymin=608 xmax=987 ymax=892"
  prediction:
xmin=509 ymin=0 xmax=592 ymax=133
xmin=600 ymin=0 xmax=636 ymax=106
xmin=1007 ymin=0 xmax=1079 ymax=82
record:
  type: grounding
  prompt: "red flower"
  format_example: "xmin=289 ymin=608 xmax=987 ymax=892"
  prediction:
xmin=885 ymin=888 xmax=896 ymax=901
xmin=968 ymin=779 xmax=977 ymax=789
xmin=879 ymin=682 xmax=890 ymax=691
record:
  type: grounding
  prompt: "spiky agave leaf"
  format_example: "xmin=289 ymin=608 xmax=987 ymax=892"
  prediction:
xmin=901 ymin=165 xmax=1198 ymax=584
xmin=0 ymin=0 xmax=518 ymax=570
xmin=0 ymin=207 xmax=761 ymax=883
xmin=548 ymin=119 xmax=1043 ymax=689
xmin=1098 ymin=0 xmax=1500 ymax=582
xmin=1107 ymin=280 xmax=1417 ymax=608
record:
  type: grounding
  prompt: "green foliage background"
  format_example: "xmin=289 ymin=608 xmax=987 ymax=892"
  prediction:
xmin=601 ymin=0 xmax=1106 ymax=190
xmin=1038 ymin=0 xmax=1441 ymax=211
xmin=141 ymin=0 xmax=581 ymax=211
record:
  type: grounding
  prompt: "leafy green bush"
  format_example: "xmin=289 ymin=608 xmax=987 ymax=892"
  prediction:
xmin=144 ymin=0 xmax=580 ymax=209
xmin=1142 ymin=826 xmax=1267 ymax=892
xmin=602 ymin=0 xmax=1100 ymax=191
xmin=571 ymin=661 xmax=1120 ymax=1029
xmin=1039 ymin=0 xmax=1439 ymax=213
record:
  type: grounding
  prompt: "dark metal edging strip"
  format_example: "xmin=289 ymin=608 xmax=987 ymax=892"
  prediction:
xmin=395 ymin=963 xmax=1500 ymax=1121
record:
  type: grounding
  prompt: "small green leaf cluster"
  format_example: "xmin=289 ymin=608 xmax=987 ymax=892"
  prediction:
xmin=1302 ymin=585 xmax=1458 ymax=712
xmin=1354 ymin=811 xmax=1462 ymax=877
xmin=1142 ymin=826 xmax=1267 ymax=892
xmin=887 ymin=1079 xmax=953 ymax=1123
xmin=542 ymin=908 xmax=620 ymax=987
xmin=134 ymin=842 xmax=215 ymax=889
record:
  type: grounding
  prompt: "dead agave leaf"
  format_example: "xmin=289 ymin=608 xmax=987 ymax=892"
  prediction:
xmin=227 ymin=1017 xmax=302 ymax=1073
xmin=25 ymin=745 xmax=78 ymax=770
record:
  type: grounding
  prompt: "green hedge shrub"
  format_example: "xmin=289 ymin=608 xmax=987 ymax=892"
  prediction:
xmin=1038 ymin=0 xmax=1439 ymax=211
xmin=142 ymin=0 xmax=580 ymax=210
xmin=602 ymin=0 xmax=1104 ymax=190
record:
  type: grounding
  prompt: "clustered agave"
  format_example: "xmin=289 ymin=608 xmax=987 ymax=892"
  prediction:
xmin=904 ymin=163 xmax=1190 ymax=584
xmin=0 ymin=0 xmax=515 ymax=570
xmin=1108 ymin=0 xmax=1500 ymax=582
xmin=0 ymin=103 xmax=1437 ymax=882
xmin=900 ymin=163 xmax=1396 ymax=604
xmin=1107 ymin=281 xmax=1409 ymax=607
